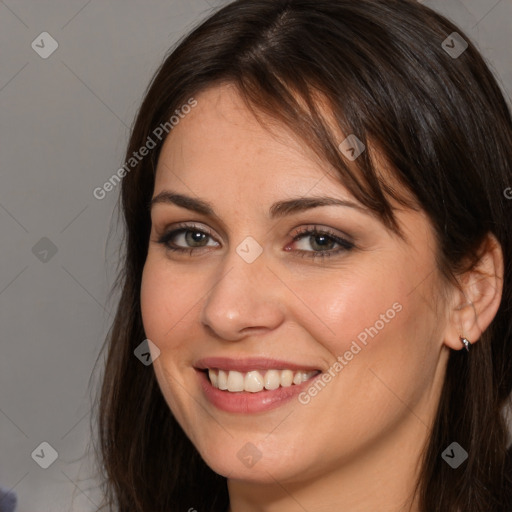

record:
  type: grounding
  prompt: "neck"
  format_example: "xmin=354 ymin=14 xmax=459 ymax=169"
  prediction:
xmin=227 ymin=410 xmax=429 ymax=512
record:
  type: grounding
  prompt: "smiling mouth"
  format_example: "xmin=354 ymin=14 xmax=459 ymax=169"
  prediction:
xmin=204 ymin=368 xmax=321 ymax=393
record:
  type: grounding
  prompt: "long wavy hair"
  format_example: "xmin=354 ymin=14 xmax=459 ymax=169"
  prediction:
xmin=90 ymin=0 xmax=512 ymax=510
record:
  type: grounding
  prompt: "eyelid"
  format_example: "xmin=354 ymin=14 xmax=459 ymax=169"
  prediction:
xmin=290 ymin=224 xmax=354 ymax=244
xmin=158 ymin=221 xmax=217 ymax=240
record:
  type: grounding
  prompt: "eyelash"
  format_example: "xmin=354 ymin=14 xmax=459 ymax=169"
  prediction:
xmin=155 ymin=223 xmax=355 ymax=260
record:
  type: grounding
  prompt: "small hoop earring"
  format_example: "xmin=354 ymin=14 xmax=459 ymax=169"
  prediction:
xmin=460 ymin=336 xmax=471 ymax=352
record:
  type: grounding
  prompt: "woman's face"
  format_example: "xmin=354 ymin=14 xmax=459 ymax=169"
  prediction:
xmin=140 ymin=84 xmax=450 ymax=485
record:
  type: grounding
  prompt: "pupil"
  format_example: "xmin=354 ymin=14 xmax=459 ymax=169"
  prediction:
xmin=312 ymin=234 xmax=333 ymax=250
xmin=188 ymin=231 xmax=206 ymax=246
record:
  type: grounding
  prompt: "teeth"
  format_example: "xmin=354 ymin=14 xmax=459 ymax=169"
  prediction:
xmin=264 ymin=369 xmax=281 ymax=390
xmin=207 ymin=368 xmax=318 ymax=392
xmin=281 ymin=369 xmax=294 ymax=387
xmin=208 ymin=369 xmax=218 ymax=388
xmin=227 ymin=370 xmax=245 ymax=392
xmin=218 ymin=370 xmax=228 ymax=390
xmin=245 ymin=371 xmax=264 ymax=392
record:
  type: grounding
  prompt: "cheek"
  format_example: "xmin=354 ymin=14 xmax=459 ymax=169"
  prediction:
xmin=290 ymin=261 xmax=438 ymax=418
xmin=294 ymin=264 xmax=439 ymax=428
xmin=140 ymin=257 xmax=198 ymax=344
xmin=140 ymin=258 xmax=204 ymax=432
xmin=290 ymin=262 xmax=410 ymax=358
xmin=140 ymin=261 xmax=168 ymax=341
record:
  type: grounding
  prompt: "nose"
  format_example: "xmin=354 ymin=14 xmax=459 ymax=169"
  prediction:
xmin=200 ymin=245 xmax=285 ymax=341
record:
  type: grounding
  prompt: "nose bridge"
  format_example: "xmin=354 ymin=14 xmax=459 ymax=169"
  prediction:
xmin=200 ymin=239 xmax=284 ymax=340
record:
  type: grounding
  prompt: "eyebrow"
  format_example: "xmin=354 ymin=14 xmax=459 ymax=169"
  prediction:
xmin=149 ymin=190 xmax=371 ymax=219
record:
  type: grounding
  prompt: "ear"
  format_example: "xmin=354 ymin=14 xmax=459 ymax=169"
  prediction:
xmin=444 ymin=233 xmax=504 ymax=350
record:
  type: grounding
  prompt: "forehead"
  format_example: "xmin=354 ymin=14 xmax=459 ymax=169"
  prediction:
xmin=154 ymin=84 xmax=348 ymax=197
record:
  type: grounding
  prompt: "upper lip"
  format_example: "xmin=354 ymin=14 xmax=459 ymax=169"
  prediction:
xmin=195 ymin=357 xmax=322 ymax=373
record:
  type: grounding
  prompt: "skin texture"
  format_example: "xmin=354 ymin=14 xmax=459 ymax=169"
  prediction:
xmin=140 ymin=84 xmax=503 ymax=512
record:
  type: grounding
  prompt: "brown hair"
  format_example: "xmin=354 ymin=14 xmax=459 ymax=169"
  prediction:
xmin=91 ymin=0 xmax=512 ymax=510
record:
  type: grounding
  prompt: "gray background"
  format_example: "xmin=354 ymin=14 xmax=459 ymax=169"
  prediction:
xmin=0 ymin=1 xmax=510 ymax=511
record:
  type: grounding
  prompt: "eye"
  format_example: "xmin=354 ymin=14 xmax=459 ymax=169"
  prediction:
xmin=155 ymin=223 xmax=355 ymax=260
xmin=156 ymin=223 xmax=219 ymax=255
xmin=288 ymin=225 xmax=355 ymax=260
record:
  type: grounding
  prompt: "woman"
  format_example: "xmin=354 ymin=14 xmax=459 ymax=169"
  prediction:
xmin=92 ymin=0 xmax=512 ymax=510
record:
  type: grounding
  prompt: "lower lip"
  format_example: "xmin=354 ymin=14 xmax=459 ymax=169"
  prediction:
xmin=196 ymin=369 xmax=321 ymax=413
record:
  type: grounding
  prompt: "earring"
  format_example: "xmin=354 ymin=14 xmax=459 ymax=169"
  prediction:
xmin=459 ymin=336 xmax=471 ymax=352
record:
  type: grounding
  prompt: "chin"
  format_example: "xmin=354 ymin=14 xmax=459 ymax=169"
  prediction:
xmin=194 ymin=436 xmax=314 ymax=485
